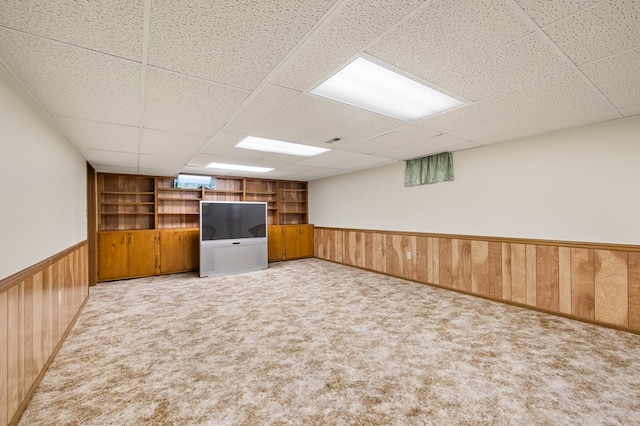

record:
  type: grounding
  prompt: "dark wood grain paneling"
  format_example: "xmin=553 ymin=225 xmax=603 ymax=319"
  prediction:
xmin=558 ymin=247 xmax=572 ymax=315
xmin=431 ymin=238 xmax=440 ymax=285
xmin=426 ymin=237 xmax=434 ymax=283
xmin=458 ymin=240 xmax=472 ymax=292
xmin=471 ymin=241 xmax=489 ymax=296
xmin=526 ymin=245 xmax=537 ymax=306
xmin=536 ymin=245 xmax=559 ymax=312
xmin=629 ymin=253 xmax=640 ymax=331
xmin=489 ymin=242 xmax=502 ymax=299
xmin=0 ymin=290 xmax=7 ymax=425
xmin=511 ymin=244 xmax=526 ymax=304
xmin=571 ymin=248 xmax=595 ymax=320
xmin=439 ymin=238 xmax=452 ymax=288
xmin=501 ymin=243 xmax=511 ymax=301
xmin=416 ymin=236 xmax=428 ymax=284
xmin=372 ymin=233 xmax=386 ymax=274
xmin=595 ymin=250 xmax=628 ymax=326
xmin=364 ymin=233 xmax=374 ymax=270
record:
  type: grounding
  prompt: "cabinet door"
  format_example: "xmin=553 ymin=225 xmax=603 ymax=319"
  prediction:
xmin=268 ymin=226 xmax=285 ymax=262
xmin=183 ymin=229 xmax=200 ymax=271
xmin=160 ymin=230 xmax=185 ymax=274
xmin=98 ymin=232 xmax=128 ymax=281
xmin=128 ymin=231 xmax=159 ymax=277
xmin=284 ymin=225 xmax=314 ymax=259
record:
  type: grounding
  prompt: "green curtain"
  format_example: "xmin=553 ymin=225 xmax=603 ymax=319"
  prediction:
xmin=404 ymin=152 xmax=453 ymax=186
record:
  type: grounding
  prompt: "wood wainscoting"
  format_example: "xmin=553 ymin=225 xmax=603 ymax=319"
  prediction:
xmin=314 ymin=227 xmax=640 ymax=334
xmin=0 ymin=241 xmax=89 ymax=426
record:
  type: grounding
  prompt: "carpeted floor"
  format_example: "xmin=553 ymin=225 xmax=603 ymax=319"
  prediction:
xmin=19 ymin=258 xmax=640 ymax=425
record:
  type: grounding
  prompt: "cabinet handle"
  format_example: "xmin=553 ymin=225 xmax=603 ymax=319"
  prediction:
xmin=130 ymin=235 xmax=134 ymax=244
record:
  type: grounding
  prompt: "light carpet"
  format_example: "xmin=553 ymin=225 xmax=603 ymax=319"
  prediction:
xmin=19 ymin=258 xmax=640 ymax=425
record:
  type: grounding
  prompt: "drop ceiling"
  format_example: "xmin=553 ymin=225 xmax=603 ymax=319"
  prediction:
xmin=0 ymin=0 xmax=638 ymax=181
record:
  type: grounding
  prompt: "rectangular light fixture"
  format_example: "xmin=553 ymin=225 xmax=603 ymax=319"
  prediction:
xmin=311 ymin=57 xmax=464 ymax=122
xmin=206 ymin=162 xmax=273 ymax=173
xmin=236 ymin=136 xmax=329 ymax=157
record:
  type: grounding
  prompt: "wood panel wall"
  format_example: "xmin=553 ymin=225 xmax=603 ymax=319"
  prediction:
xmin=0 ymin=242 xmax=89 ymax=426
xmin=315 ymin=227 xmax=640 ymax=334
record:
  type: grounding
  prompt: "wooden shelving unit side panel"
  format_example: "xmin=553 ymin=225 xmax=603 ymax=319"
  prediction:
xmin=99 ymin=174 xmax=155 ymax=231
xmin=277 ymin=180 xmax=308 ymax=225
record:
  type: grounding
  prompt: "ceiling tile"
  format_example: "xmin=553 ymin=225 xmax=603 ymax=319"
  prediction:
xmin=417 ymin=70 xmax=597 ymax=133
xmin=143 ymin=68 xmax=250 ymax=136
xmin=252 ymin=94 xmax=361 ymax=143
xmin=367 ymin=0 xmax=532 ymax=81
xmin=139 ymin=154 xmax=187 ymax=171
xmin=300 ymin=110 xmax=405 ymax=146
xmin=619 ymin=104 xmax=640 ymax=117
xmin=80 ymin=149 xmax=138 ymax=168
xmin=452 ymin=92 xmax=616 ymax=141
xmin=54 ymin=116 xmax=139 ymax=153
xmin=287 ymin=167 xmax=350 ymax=181
xmin=296 ymin=150 xmax=363 ymax=167
xmin=141 ymin=129 xmax=208 ymax=157
xmin=0 ymin=29 xmax=140 ymax=125
xmin=200 ymin=131 xmax=246 ymax=155
xmin=372 ymin=134 xmax=479 ymax=160
xmin=339 ymin=125 xmax=441 ymax=154
xmin=0 ymin=0 xmax=143 ymax=61
xmin=433 ymin=33 xmax=573 ymax=101
xmin=544 ymin=0 xmax=640 ymax=65
xmin=223 ymin=84 xmax=300 ymax=134
xmin=92 ymin=165 xmax=139 ymax=175
xmin=185 ymin=154 xmax=218 ymax=168
xmin=603 ymin=83 xmax=640 ymax=110
xmin=580 ymin=47 xmax=640 ymax=91
xmin=330 ymin=155 xmax=396 ymax=170
xmin=270 ymin=0 xmax=425 ymax=91
xmin=514 ymin=0 xmax=601 ymax=28
xmin=147 ymin=0 xmax=335 ymax=90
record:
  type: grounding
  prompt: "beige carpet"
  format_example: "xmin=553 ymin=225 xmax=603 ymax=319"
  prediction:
xmin=19 ymin=258 xmax=640 ymax=425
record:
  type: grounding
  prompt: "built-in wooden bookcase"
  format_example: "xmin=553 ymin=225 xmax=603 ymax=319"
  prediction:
xmin=99 ymin=174 xmax=155 ymax=231
xmin=98 ymin=173 xmax=308 ymax=231
xmin=278 ymin=180 xmax=308 ymax=225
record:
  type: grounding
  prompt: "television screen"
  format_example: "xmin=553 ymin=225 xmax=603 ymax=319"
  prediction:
xmin=200 ymin=202 xmax=267 ymax=241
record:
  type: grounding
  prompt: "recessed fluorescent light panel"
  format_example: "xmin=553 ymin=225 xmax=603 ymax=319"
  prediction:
xmin=311 ymin=57 xmax=464 ymax=121
xmin=236 ymin=136 xmax=329 ymax=157
xmin=206 ymin=162 xmax=273 ymax=173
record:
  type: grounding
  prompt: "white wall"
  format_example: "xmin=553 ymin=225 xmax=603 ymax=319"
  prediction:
xmin=0 ymin=64 xmax=87 ymax=281
xmin=309 ymin=115 xmax=640 ymax=245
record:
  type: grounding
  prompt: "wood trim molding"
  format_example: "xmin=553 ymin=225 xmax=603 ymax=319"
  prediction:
xmin=314 ymin=226 xmax=640 ymax=253
xmin=0 ymin=240 xmax=88 ymax=294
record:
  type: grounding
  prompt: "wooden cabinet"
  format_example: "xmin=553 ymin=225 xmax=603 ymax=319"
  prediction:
xmin=268 ymin=224 xmax=314 ymax=262
xmin=98 ymin=231 xmax=159 ymax=281
xmin=278 ymin=181 xmax=308 ymax=225
xmin=99 ymin=174 xmax=155 ymax=231
xmin=159 ymin=229 xmax=199 ymax=274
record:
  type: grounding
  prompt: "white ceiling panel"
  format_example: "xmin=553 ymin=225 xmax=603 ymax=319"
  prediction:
xmin=367 ymin=0 xmax=532 ymax=81
xmin=79 ymin=149 xmax=138 ymax=168
xmin=200 ymin=131 xmax=246 ymax=156
xmin=453 ymin=93 xmax=616 ymax=141
xmin=296 ymin=150 xmax=363 ymax=167
xmin=619 ymin=104 xmax=640 ymax=117
xmin=339 ymin=125 xmax=441 ymax=154
xmin=0 ymin=0 xmax=143 ymax=61
xmin=252 ymin=94 xmax=361 ymax=143
xmin=330 ymin=155 xmax=396 ymax=170
xmin=139 ymin=154 xmax=188 ymax=171
xmin=1 ymin=1 xmax=638 ymax=182
xmin=514 ymin=0 xmax=601 ymax=28
xmin=54 ymin=116 xmax=139 ymax=153
xmin=544 ymin=0 xmax=640 ymax=65
xmin=92 ymin=165 xmax=139 ymax=175
xmin=141 ymin=129 xmax=208 ymax=157
xmin=433 ymin=33 xmax=572 ymax=101
xmin=372 ymin=135 xmax=479 ymax=160
xmin=223 ymin=84 xmax=300 ymax=134
xmin=417 ymin=70 xmax=597 ymax=133
xmin=301 ymin=110 xmax=406 ymax=146
xmin=270 ymin=0 xmax=425 ymax=91
xmin=143 ymin=68 xmax=250 ymax=136
xmin=0 ymin=28 xmax=140 ymax=125
xmin=147 ymin=0 xmax=335 ymax=90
